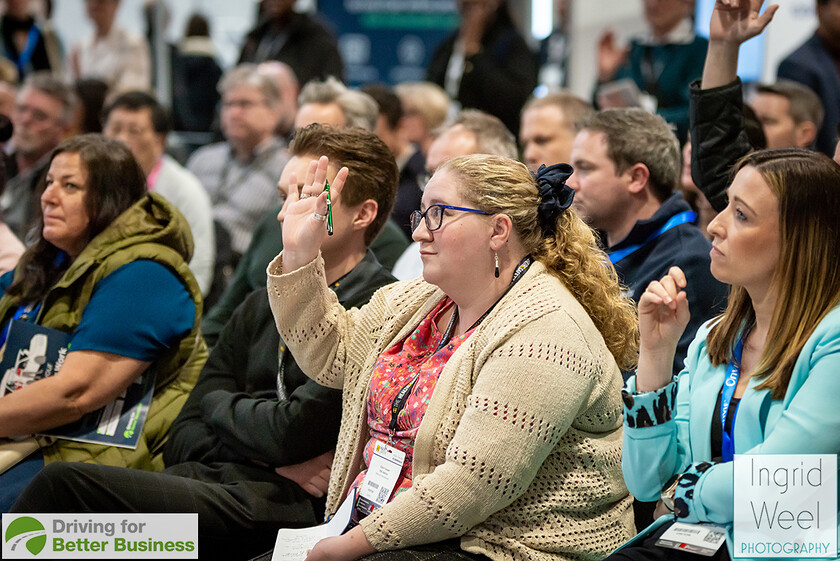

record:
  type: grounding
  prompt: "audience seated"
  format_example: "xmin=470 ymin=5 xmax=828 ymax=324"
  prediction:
xmin=569 ymin=108 xmax=728 ymax=378
xmin=0 ymin=0 xmax=58 ymax=80
xmin=0 ymin=113 xmax=23 ymax=273
xmin=608 ymin=149 xmax=840 ymax=561
xmin=0 ymin=134 xmax=207 ymax=510
xmin=171 ymin=13 xmax=223 ymax=134
xmin=596 ymin=0 xmax=706 ymax=142
xmin=13 ymin=125 xmax=398 ymax=560
xmin=238 ymin=0 xmax=343 ymax=87
xmin=393 ymin=81 xmax=451 ymax=156
xmin=392 ymin=109 xmax=518 ymax=281
xmin=362 ymin=83 xmax=426 ymax=238
xmin=258 ymin=61 xmax=299 ymax=139
xmin=67 ymin=0 xmax=151 ymax=94
xmin=427 ymin=0 xmax=537 ymax=137
xmin=294 ymin=76 xmax=378 ymax=132
xmin=186 ymin=63 xmax=288 ymax=259
xmin=519 ymin=90 xmax=593 ymax=173
xmin=751 ymin=80 xmax=824 ymax=149
xmin=0 ymin=72 xmax=75 ymax=242
xmin=260 ymin=153 xmax=637 ymax=560
xmin=103 ymin=91 xmax=216 ymax=296
xmin=777 ymin=0 xmax=840 ymax=156
xmin=69 ymin=78 xmax=108 ymax=135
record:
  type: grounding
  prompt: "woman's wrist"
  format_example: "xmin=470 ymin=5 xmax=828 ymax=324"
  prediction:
xmin=280 ymin=249 xmax=318 ymax=275
xmin=701 ymin=41 xmax=740 ymax=89
xmin=635 ymin=347 xmax=677 ymax=392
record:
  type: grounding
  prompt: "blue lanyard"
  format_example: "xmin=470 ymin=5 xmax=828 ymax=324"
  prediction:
xmin=608 ymin=211 xmax=697 ymax=264
xmin=721 ymin=338 xmax=744 ymax=463
xmin=12 ymin=27 xmax=39 ymax=74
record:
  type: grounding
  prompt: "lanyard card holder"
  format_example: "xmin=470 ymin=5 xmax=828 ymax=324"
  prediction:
xmin=656 ymin=522 xmax=727 ymax=556
xmin=354 ymin=440 xmax=405 ymax=521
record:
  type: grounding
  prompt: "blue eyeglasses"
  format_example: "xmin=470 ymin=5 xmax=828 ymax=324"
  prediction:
xmin=410 ymin=204 xmax=494 ymax=232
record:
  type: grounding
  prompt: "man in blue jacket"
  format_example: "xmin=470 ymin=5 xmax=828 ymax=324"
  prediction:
xmin=568 ymin=108 xmax=728 ymax=378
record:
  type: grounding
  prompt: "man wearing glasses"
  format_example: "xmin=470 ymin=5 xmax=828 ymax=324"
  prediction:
xmin=187 ymin=64 xmax=289 ymax=260
xmin=0 ymin=72 xmax=76 ymax=242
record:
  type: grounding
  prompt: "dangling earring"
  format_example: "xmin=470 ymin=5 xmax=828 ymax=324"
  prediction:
xmin=494 ymin=252 xmax=500 ymax=278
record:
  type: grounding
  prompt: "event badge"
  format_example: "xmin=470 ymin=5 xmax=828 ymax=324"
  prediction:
xmin=656 ymin=522 xmax=727 ymax=556
xmin=355 ymin=440 xmax=405 ymax=519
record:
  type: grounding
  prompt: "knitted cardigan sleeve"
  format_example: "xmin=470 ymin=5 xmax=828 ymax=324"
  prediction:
xmin=267 ymin=254 xmax=387 ymax=391
xmin=358 ymin=309 xmax=604 ymax=550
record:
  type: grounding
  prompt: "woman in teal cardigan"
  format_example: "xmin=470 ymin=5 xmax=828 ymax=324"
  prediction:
xmin=613 ymin=148 xmax=840 ymax=560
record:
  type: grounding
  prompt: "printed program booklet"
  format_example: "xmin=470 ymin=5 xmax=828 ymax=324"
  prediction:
xmin=0 ymin=319 xmax=154 ymax=449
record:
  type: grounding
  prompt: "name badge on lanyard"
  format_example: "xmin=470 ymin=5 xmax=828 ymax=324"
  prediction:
xmin=355 ymin=440 xmax=405 ymax=519
xmin=656 ymin=522 xmax=727 ymax=556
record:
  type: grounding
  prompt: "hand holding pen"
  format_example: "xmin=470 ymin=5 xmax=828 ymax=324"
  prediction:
xmin=280 ymin=156 xmax=348 ymax=273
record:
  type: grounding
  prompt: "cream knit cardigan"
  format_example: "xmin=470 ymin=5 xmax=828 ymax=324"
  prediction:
xmin=268 ymin=255 xmax=634 ymax=561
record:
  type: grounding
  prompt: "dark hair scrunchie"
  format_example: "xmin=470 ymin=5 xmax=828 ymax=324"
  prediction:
xmin=534 ymin=163 xmax=575 ymax=237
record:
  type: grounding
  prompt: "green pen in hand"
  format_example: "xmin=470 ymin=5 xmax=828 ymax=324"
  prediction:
xmin=325 ymin=179 xmax=334 ymax=236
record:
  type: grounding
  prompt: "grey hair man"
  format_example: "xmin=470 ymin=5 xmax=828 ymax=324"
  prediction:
xmin=520 ymin=91 xmax=593 ymax=172
xmin=293 ymin=76 xmax=378 ymax=131
xmin=186 ymin=63 xmax=289 ymax=255
xmin=1 ymin=72 xmax=77 ymax=240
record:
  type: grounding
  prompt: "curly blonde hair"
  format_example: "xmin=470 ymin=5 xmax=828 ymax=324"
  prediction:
xmin=441 ymin=154 xmax=639 ymax=370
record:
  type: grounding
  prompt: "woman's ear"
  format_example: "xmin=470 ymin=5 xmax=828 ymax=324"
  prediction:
xmin=489 ymin=213 xmax=513 ymax=251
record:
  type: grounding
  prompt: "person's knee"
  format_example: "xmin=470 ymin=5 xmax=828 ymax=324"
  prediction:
xmin=11 ymin=462 xmax=85 ymax=512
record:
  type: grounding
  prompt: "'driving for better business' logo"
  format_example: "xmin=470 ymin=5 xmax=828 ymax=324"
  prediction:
xmin=4 ymin=516 xmax=47 ymax=556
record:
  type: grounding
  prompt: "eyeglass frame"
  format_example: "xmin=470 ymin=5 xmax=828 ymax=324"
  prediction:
xmin=409 ymin=204 xmax=494 ymax=232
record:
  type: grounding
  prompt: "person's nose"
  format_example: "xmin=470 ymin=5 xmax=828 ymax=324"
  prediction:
xmin=706 ymin=209 xmax=724 ymax=240
xmin=567 ymin=170 xmax=580 ymax=191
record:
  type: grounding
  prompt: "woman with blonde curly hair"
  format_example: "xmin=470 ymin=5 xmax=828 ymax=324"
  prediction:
xmin=267 ymin=153 xmax=638 ymax=561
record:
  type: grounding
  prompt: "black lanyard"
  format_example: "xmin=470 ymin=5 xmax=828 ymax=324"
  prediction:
xmin=388 ymin=255 xmax=534 ymax=436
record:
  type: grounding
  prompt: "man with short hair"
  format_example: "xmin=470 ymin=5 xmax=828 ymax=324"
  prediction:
xmin=68 ymin=0 xmax=151 ymax=93
xmin=519 ymin=91 xmax=593 ymax=172
xmin=13 ymin=125 xmax=399 ymax=561
xmin=187 ymin=63 xmax=289 ymax=257
xmin=777 ymin=0 xmax=840 ymax=156
xmin=257 ymin=61 xmax=300 ymax=139
xmin=293 ymin=76 xmax=378 ymax=131
xmin=103 ymin=91 xmax=215 ymax=295
xmin=569 ymin=108 xmax=727 ymax=375
xmin=0 ymin=72 xmax=75 ymax=241
xmin=392 ymin=109 xmax=517 ymax=281
xmin=751 ymin=80 xmax=824 ymax=149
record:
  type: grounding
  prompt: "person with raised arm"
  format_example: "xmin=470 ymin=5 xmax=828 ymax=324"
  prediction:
xmin=265 ymin=154 xmax=638 ymax=560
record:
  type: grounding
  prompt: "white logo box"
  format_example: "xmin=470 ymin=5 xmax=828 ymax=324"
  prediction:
xmin=734 ymin=454 xmax=837 ymax=559
xmin=2 ymin=513 xmax=197 ymax=559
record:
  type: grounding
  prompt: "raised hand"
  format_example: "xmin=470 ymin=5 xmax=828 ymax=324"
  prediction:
xmin=279 ymin=156 xmax=349 ymax=273
xmin=636 ymin=267 xmax=691 ymax=391
xmin=597 ymin=30 xmax=629 ymax=83
xmin=708 ymin=0 xmax=778 ymax=45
